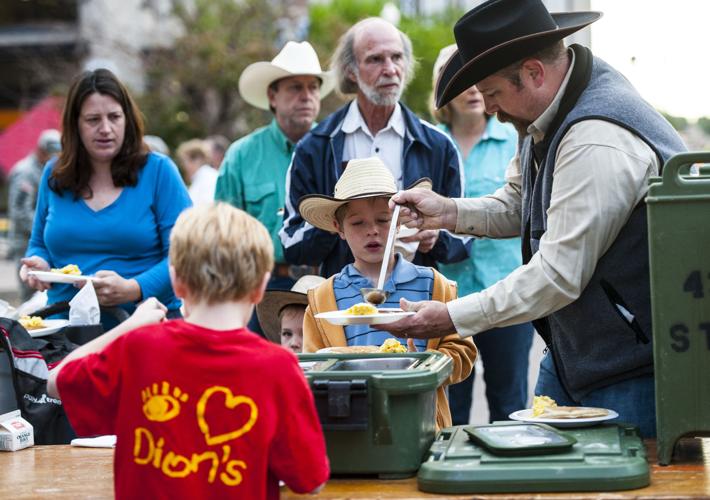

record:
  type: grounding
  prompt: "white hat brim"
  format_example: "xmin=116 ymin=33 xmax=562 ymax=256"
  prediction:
xmin=239 ymin=62 xmax=336 ymax=110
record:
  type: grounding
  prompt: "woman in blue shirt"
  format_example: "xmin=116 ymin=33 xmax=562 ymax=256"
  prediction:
xmin=20 ymin=68 xmax=191 ymax=317
xmin=431 ymin=45 xmax=534 ymax=424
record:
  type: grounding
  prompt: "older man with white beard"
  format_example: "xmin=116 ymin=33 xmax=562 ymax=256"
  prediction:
xmin=280 ymin=17 xmax=467 ymax=278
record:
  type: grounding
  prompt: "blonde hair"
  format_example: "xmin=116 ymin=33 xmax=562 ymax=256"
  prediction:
xmin=170 ymin=203 xmax=274 ymax=304
xmin=176 ymin=139 xmax=210 ymax=164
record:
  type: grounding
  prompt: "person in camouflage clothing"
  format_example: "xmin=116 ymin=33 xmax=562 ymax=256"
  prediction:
xmin=8 ymin=129 xmax=61 ymax=300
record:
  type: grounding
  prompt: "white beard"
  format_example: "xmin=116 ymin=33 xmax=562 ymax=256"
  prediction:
xmin=356 ymin=74 xmax=403 ymax=107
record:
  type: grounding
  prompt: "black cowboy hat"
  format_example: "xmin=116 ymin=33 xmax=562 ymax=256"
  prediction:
xmin=435 ymin=0 xmax=601 ymax=108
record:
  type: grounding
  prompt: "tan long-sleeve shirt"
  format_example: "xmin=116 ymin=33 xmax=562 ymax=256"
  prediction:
xmin=447 ymin=50 xmax=660 ymax=337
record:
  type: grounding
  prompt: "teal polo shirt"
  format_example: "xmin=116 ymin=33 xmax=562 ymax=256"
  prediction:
xmin=437 ymin=119 xmax=523 ymax=296
xmin=215 ymin=119 xmax=298 ymax=264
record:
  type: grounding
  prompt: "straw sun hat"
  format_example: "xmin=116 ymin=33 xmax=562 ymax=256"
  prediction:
xmin=298 ymin=157 xmax=432 ymax=233
xmin=238 ymin=41 xmax=335 ymax=110
xmin=256 ymin=275 xmax=326 ymax=344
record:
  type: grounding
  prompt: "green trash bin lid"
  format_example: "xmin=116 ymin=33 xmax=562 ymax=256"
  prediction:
xmin=417 ymin=423 xmax=649 ymax=494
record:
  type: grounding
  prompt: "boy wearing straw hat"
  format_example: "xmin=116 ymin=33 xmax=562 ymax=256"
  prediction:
xmin=257 ymin=275 xmax=325 ymax=353
xmin=216 ymin=41 xmax=333 ymax=334
xmin=48 ymin=204 xmax=329 ymax=499
xmin=298 ymin=157 xmax=477 ymax=429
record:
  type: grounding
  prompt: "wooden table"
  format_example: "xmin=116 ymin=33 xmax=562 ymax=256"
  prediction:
xmin=1 ymin=439 xmax=708 ymax=499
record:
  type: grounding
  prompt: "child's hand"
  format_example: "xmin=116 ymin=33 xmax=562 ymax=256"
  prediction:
xmin=125 ymin=298 xmax=167 ymax=330
xmin=407 ymin=338 xmax=418 ymax=352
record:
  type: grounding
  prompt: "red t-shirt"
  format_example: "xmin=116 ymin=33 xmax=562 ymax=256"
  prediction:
xmin=57 ymin=320 xmax=329 ymax=499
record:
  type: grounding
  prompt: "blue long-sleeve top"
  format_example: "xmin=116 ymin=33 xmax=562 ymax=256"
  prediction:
xmin=27 ymin=152 xmax=192 ymax=313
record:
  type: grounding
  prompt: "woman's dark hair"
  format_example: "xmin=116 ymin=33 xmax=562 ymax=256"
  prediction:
xmin=51 ymin=68 xmax=148 ymax=198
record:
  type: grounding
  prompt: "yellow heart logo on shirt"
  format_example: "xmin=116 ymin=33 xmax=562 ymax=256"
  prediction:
xmin=196 ymin=386 xmax=258 ymax=446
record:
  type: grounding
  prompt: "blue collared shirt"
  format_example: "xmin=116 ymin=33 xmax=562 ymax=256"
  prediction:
xmin=333 ymin=254 xmax=431 ymax=351
xmin=437 ymin=119 xmax=522 ymax=295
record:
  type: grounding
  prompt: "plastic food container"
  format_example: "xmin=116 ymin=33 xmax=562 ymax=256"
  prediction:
xmin=298 ymin=351 xmax=452 ymax=477
xmin=646 ymin=152 xmax=710 ymax=464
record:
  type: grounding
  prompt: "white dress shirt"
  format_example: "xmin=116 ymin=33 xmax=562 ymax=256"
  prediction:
xmin=341 ymin=100 xmax=421 ymax=259
xmin=189 ymin=164 xmax=218 ymax=206
xmin=447 ymin=50 xmax=660 ymax=337
xmin=341 ymin=100 xmax=406 ymax=187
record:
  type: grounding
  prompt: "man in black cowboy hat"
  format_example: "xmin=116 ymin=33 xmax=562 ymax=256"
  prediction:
xmin=382 ymin=0 xmax=686 ymax=437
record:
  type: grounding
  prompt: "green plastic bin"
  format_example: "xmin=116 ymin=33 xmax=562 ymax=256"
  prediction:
xmin=417 ymin=423 xmax=649 ymax=494
xmin=298 ymin=351 xmax=451 ymax=477
xmin=646 ymin=151 xmax=710 ymax=465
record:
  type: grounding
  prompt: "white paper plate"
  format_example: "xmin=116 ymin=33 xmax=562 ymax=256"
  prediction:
xmin=316 ymin=346 xmax=380 ymax=354
xmin=315 ymin=308 xmax=415 ymax=325
xmin=24 ymin=319 xmax=70 ymax=337
xmin=508 ymin=408 xmax=619 ymax=428
xmin=28 ymin=271 xmax=95 ymax=284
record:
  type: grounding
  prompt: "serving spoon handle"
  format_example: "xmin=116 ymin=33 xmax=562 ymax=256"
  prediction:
xmin=376 ymin=204 xmax=400 ymax=291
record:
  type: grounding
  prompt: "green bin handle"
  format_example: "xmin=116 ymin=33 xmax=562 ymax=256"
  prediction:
xmin=656 ymin=152 xmax=710 ymax=196
xmin=369 ymin=353 xmax=452 ymax=445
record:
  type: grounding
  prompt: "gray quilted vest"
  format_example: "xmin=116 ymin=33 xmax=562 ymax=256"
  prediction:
xmin=520 ymin=45 xmax=686 ymax=399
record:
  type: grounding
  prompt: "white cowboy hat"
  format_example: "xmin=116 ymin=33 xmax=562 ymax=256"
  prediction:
xmin=256 ymin=274 xmax=326 ymax=344
xmin=298 ymin=157 xmax=431 ymax=233
xmin=238 ymin=41 xmax=335 ymax=110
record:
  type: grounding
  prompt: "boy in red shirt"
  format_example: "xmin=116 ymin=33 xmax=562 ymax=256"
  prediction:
xmin=47 ymin=203 xmax=329 ymax=499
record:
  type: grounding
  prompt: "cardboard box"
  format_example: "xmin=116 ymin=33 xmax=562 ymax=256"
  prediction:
xmin=0 ymin=410 xmax=34 ymax=451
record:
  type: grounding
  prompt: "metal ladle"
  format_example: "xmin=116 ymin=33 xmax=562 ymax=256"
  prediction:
xmin=361 ymin=204 xmax=400 ymax=305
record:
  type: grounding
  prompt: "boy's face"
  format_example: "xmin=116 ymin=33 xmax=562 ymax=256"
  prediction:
xmin=335 ymin=197 xmax=393 ymax=267
xmin=280 ymin=305 xmax=306 ymax=353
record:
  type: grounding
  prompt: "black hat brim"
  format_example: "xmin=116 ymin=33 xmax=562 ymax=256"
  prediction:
xmin=435 ymin=11 xmax=602 ymax=109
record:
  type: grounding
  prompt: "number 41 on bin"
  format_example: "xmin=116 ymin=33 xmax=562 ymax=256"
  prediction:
xmin=671 ymin=270 xmax=710 ymax=353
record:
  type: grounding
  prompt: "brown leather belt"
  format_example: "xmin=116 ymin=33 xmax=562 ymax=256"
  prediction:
xmin=273 ymin=263 xmax=320 ymax=280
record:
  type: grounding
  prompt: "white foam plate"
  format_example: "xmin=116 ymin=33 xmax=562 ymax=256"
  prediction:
xmin=28 ymin=271 xmax=96 ymax=284
xmin=316 ymin=346 xmax=380 ymax=354
xmin=508 ymin=408 xmax=619 ymax=428
xmin=24 ymin=319 xmax=70 ymax=337
xmin=315 ymin=308 xmax=415 ymax=325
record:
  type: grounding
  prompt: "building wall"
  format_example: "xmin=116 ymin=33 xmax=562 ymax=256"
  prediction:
xmin=79 ymin=0 xmax=183 ymax=93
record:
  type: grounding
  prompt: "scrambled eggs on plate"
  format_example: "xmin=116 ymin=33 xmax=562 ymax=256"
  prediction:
xmin=51 ymin=264 xmax=81 ymax=275
xmin=532 ymin=395 xmax=557 ymax=417
xmin=345 ymin=302 xmax=378 ymax=315
xmin=19 ymin=316 xmax=45 ymax=330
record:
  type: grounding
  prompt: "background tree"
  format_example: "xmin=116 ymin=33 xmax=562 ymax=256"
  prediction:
xmin=660 ymin=111 xmax=688 ymax=132
xmin=139 ymin=0 xmax=279 ymax=149
xmin=139 ymin=0 xmax=464 ymax=150
xmin=308 ymin=0 xmax=463 ymax=121
xmin=697 ymin=117 xmax=710 ymax=137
